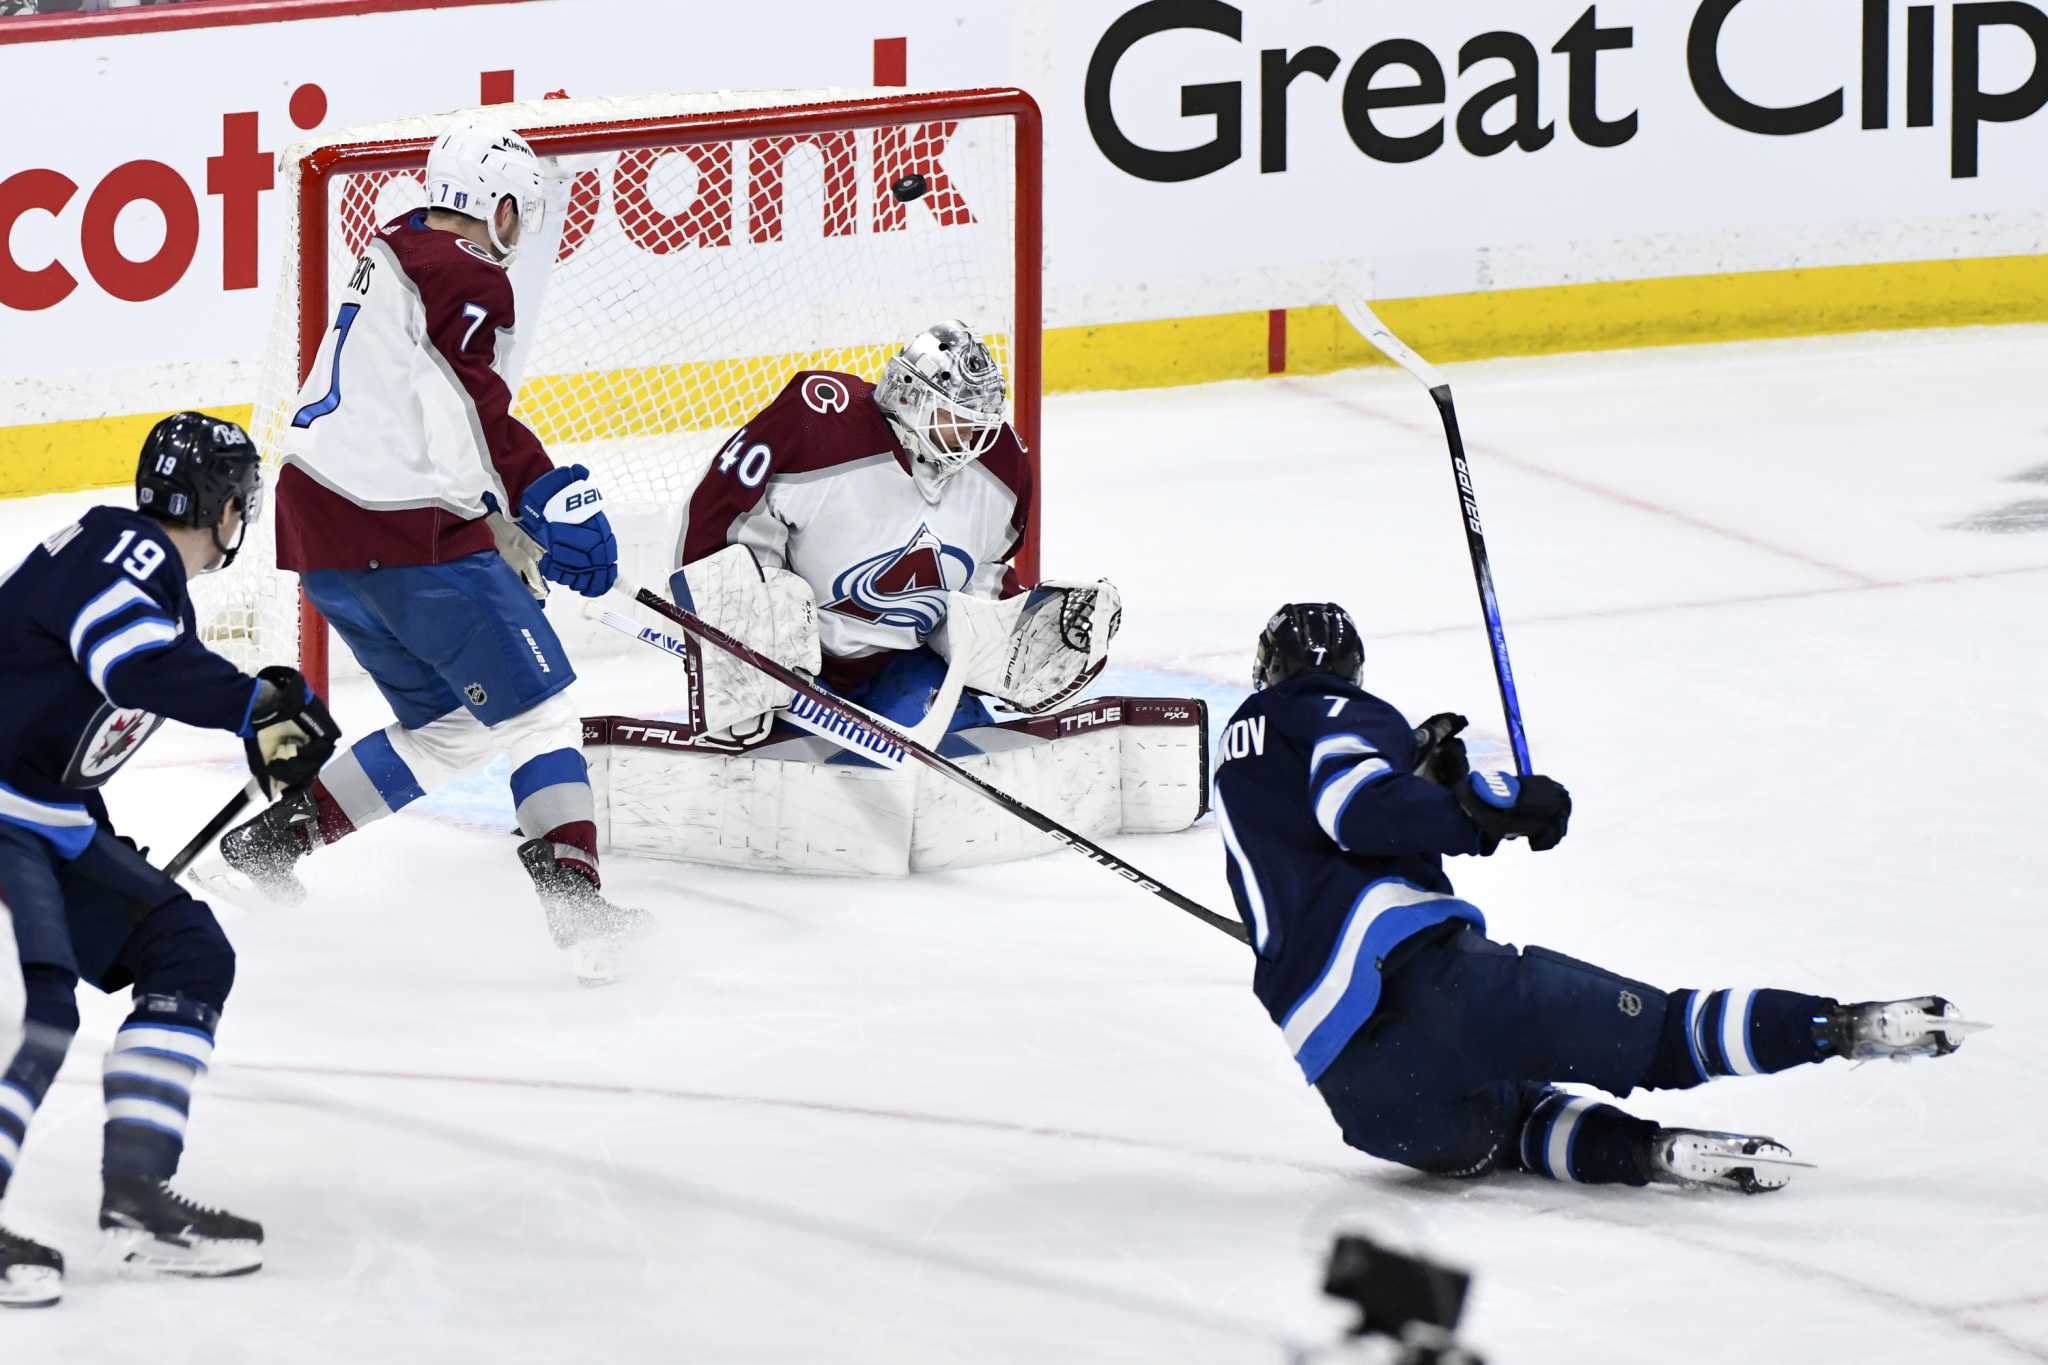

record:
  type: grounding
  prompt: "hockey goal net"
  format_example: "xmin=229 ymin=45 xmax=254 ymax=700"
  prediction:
xmin=195 ymin=87 xmax=1042 ymax=695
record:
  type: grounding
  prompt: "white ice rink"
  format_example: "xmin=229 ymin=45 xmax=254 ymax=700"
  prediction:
xmin=4 ymin=327 xmax=2046 ymax=1363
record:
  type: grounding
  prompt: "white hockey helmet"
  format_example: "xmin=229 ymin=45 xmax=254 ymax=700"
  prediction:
xmin=424 ymin=123 xmax=545 ymax=260
xmin=874 ymin=320 xmax=1008 ymax=492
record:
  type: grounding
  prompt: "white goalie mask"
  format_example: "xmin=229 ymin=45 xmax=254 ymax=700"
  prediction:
xmin=874 ymin=320 xmax=1008 ymax=500
xmin=424 ymin=123 xmax=546 ymax=262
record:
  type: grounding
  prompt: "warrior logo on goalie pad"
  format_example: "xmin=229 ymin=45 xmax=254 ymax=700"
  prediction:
xmin=823 ymin=523 xmax=974 ymax=637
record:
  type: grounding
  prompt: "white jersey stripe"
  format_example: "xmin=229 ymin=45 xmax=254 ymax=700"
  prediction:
xmin=1212 ymin=788 xmax=1270 ymax=952
xmin=68 ymin=578 xmax=156 ymax=660
xmin=1314 ymin=757 xmax=1393 ymax=845
xmin=85 ymin=618 xmax=180 ymax=696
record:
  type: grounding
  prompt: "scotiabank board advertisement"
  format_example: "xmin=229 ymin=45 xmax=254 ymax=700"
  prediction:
xmin=1 ymin=0 xmax=2045 ymax=468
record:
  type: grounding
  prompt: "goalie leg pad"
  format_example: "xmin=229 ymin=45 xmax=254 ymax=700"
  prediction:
xmin=670 ymin=546 xmax=822 ymax=738
xmin=588 ymin=698 xmax=1207 ymax=876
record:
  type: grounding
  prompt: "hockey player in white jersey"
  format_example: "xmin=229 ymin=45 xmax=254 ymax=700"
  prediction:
xmin=215 ymin=123 xmax=641 ymax=984
xmin=673 ymin=321 xmax=1121 ymax=742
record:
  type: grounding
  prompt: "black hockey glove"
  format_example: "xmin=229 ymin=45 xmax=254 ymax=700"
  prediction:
xmin=1411 ymin=712 xmax=1470 ymax=788
xmin=244 ymin=666 xmax=340 ymax=797
xmin=1455 ymin=770 xmax=1571 ymax=854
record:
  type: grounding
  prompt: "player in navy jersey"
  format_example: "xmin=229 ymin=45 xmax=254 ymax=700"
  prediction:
xmin=0 ymin=413 xmax=339 ymax=1304
xmin=1215 ymin=602 xmax=1981 ymax=1193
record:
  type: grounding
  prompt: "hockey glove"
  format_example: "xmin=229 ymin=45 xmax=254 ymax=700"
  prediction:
xmin=516 ymin=464 xmax=618 ymax=599
xmin=1455 ymin=769 xmax=1571 ymax=854
xmin=243 ymin=666 xmax=340 ymax=798
xmin=1411 ymin=712 xmax=1470 ymax=788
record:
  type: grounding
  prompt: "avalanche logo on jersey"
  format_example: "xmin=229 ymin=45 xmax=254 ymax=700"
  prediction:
xmin=62 ymin=702 xmax=166 ymax=788
xmin=822 ymin=524 xmax=974 ymax=636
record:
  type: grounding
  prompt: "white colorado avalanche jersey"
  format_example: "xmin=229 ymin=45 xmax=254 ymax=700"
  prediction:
xmin=276 ymin=210 xmax=554 ymax=573
xmin=679 ymin=371 xmax=1030 ymax=688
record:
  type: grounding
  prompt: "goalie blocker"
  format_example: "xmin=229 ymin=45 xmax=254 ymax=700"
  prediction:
xmin=581 ymin=696 xmax=1210 ymax=876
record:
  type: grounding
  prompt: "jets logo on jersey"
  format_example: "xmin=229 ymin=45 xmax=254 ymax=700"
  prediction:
xmin=801 ymin=374 xmax=851 ymax=414
xmin=822 ymin=524 xmax=974 ymax=636
xmin=62 ymin=702 xmax=166 ymax=788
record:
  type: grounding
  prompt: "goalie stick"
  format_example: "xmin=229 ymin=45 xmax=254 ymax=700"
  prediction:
xmin=588 ymin=583 xmax=1251 ymax=945
xmin=1338 ymin=298 xmax=1533 ymax=778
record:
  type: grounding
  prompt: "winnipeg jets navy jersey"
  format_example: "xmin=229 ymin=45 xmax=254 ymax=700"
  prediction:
xmin=0 ymin=506 xmax=259 ymax=857
xmin=1214 ymin=673 xmax=1487 ymax=1082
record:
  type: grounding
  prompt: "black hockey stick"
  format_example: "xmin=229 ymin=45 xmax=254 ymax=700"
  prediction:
xmin=590 ymin=583 xmax=1250 ymax=945
xmin=1341 ymin=300 xmax=1533 ymax=776
xmin=162 ymin=777 xmax=265 ymax=881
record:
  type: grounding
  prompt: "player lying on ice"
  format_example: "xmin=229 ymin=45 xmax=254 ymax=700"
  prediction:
xmin=212 ymin=125 xmax=641 ymax=984
xmin=0 ymin=414 xmax=342 ymax=1304
xmin=1216 ymin=602 xmax=1983 ymax=1193
xmin=669 ymin=320 xmax=1122 ymax=747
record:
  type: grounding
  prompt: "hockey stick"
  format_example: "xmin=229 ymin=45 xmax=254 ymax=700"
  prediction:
xmin=162 ymin=777 xmax=266 ymax=880
xmin=590 ymin=583 xmax=1250 ymax=944
xmin=1338 ymin=299 xmax=1533 ymax=777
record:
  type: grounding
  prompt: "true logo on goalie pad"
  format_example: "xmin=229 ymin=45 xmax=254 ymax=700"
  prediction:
xmin=823 ymin=523 xmax=974 ymax=636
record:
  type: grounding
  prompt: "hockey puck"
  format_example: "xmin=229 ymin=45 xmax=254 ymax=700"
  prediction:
xmin=891 ymin=173 xmax=930 ymax=204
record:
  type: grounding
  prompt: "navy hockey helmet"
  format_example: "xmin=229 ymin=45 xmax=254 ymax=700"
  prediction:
xmin=136 ymin=411 xmax=262 ymax=569
xmin=1254 ymin=602 xmax=1365 ymax=690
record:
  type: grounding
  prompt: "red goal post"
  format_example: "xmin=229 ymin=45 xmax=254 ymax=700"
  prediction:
xmin=214 ymin=87 xmax=1043 ymax=697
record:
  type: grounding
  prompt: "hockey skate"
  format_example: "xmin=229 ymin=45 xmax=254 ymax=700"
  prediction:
xmin=518 ymin=838 xmax=648 ymax=987
xmin=1822 ymin=996 xmax=1987 ymax=1061
xmin=216 ymin=788 xmax=319 ymax=906
xmin=0 ymin=1223 xmax=62 ymax=1307
xmin=100 ymin=1178 xmax=262 ymax=1278
xmin=1643 ymin=1128 xmax=1813 ymax=1195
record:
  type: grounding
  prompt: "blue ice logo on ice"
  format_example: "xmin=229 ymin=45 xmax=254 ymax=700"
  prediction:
xmin=823 ymin=524 xmax=974 ymax=637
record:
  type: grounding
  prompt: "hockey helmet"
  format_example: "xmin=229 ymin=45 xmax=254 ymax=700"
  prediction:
xmin=874 ymin=320 xmax=1008 ymax=492
xmin=1254 ymin=602 xmax=1365 ymax=690
xmin=136 ymin=412 xmax=263 ymax=570
xmin=424 ymin=123 xmax=546 ymax=260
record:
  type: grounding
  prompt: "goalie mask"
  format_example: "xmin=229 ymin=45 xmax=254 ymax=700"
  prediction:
xmin=1254 ymin=602 xmax=1365 ymax=690
xmin=425 ymin=123 xmax=546 ymax=261
xmin=874 ymin=320 xmax=1008 ymax=500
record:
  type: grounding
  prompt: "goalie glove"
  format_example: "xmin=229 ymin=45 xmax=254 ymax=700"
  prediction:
xmin=933 ymin=578 xmax=1122 ymax=714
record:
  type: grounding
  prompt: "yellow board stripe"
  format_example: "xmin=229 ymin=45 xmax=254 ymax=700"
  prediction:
xmin=7 ymin=252 xmax=2046 ymax=500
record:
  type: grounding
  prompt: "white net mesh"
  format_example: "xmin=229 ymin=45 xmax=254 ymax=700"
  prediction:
xmin=196 ymin=88 xmax=1026 ymax=683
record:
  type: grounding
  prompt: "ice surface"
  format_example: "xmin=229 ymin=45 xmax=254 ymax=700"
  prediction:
xmin=2 ymin=328 xmax=2045 ymax=1363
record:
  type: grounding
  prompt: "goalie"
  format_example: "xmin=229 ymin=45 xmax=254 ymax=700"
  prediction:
xmin=671 ymin=320 xmax=1119 ymax=742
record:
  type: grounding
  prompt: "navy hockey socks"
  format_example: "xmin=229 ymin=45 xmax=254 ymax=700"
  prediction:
xmin=1517 ymin=1090 xmax=1656 ymax=1187
xmin=1646 ymin=988 xmax=1834 ymax=1089
xmin=0 ymin=1021 xmax=74 ymax=1200
xmin=1 ymin=965 xmax=80 ymax=1199
xmin=101 ymin=995 xmax=217 ymax=1183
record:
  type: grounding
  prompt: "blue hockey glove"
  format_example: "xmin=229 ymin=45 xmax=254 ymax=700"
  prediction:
xmin=1455 ymin=769 xmax=1571 ymax=853
xmin=516 ymin=464 xmax=618 ymax=598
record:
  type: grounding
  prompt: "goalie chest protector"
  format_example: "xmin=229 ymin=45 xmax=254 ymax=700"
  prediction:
xmin=678 ymin=371 xmax=1032 ymax=676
